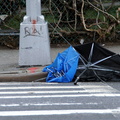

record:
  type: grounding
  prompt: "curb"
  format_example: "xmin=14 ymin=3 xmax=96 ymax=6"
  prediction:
xmin=0 ymin=72 xmax=48 ymax=82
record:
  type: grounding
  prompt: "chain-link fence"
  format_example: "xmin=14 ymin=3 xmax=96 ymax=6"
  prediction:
xmin=0 ymin=0 xmax=120 ymax=48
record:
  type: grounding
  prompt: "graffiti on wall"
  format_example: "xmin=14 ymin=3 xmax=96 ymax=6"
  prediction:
xmin=24 ymin=25 xmax=43 ymax=38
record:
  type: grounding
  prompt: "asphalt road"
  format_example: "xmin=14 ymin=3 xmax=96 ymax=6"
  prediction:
xmin=0 ymin=82 xmax=120 ymax=120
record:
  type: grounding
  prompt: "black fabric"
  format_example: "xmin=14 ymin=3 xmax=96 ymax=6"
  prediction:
xmin=73 ymin=42 xmax=120 ymax=81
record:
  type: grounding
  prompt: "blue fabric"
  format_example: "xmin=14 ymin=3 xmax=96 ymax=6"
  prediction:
xmin=42 ymin=46 xmax=79 ymax=83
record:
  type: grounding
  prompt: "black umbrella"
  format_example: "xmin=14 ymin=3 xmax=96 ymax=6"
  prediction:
xmin=73 ymin=42 xmax=120 ymax=85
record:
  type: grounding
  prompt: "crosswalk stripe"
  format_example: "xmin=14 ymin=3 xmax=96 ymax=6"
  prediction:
xmin=0 ymin=82 xmax=119 ymax=118
xmin=0 ymin=82 xmax=58 ymax=85
xmin=0 ymin=109 xmax=120 ymax=116
xmin=0 ymin=93 xmax=120 ymax=99
xmin=0 ymin=85 xmax=114 ymax=90
xmin=0 ymin=86 xmax=80 ymax=90
xmin=0 ymin=89 xmax=115 ymax=94
xmin=0 ymin=102 xmax=100 ymax=107
xmin=0 ymin=90 xmax=87 ymax=94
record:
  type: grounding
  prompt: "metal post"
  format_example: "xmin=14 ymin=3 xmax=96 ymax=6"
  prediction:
xmin=19 ymin=0 xmax=51 ymax=66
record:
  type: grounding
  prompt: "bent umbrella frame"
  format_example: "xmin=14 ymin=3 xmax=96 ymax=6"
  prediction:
xmin=74 ymin=42 xmax=120 ymax=85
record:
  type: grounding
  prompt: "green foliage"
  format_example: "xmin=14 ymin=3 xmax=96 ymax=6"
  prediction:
xmin=0 ymin=1 xmax=120 ymax=46
xmin=43 ymin=13 xmax=58 ymax=23
xmin=1 ymin=12 xmax=25 ymax=30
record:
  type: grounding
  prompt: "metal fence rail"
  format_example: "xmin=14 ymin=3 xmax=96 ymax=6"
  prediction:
xmin=0 ymin=0 xmax=120 ymax=48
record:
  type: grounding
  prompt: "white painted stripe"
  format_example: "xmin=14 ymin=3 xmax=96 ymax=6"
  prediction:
xmin=0 ymin=103 xmax=83 ymax=107
xmin=0 ymin=90 xmax=87 ymax=94
xmin=0 ymin=93 xmax=120 ymax=99
xmin=0 ymin=82 xmax=58 ymax=85
xmin=0 ymin=109 xmax=120 ymax=116
xmin=0 ymin=104 xmax=20 ymax=107
xmin=0 ymin=82 xmax=111 ymax=87
xmin=0 ymin=102 xmax=100 ymax=107
xmin=0 ymin=86 xmax=80 ymax=90
xmin=0 ymin=89 xmax=116 ymax=94
xmin=0 ymin=86 xmax=112 ymax=90
xmin=0 ymin=82 xmax=105 ymax=85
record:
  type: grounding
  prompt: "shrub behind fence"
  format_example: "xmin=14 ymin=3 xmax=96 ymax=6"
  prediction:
xmin=0 ymin=0 xmax=120 ymax=48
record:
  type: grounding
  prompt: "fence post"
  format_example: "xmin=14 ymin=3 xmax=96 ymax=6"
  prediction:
xmin=19 ymin=0 xmax=51 ymax=66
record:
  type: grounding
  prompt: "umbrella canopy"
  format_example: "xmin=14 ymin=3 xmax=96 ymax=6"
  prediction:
xmin=74 ymin=42 xmax=120 ymax=84
xmin=43 ymin=46 xmax=79 ymax=83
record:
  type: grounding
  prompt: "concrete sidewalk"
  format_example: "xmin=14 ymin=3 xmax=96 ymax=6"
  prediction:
xmin=0 ymin=46 xmax=67 ymax=82
xmin=0 ymin=44 xmax=120 ymax=82
xmin=0 ymin=46 xmax=67 ymax=73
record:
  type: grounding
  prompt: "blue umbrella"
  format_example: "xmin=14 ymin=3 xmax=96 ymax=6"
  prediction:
xmin=43 ymin=46 xmax=79 ymax=82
